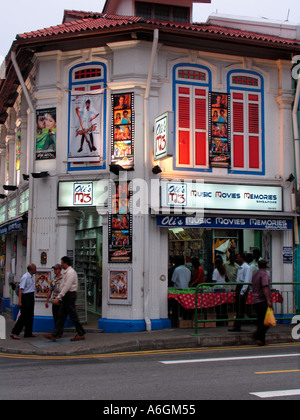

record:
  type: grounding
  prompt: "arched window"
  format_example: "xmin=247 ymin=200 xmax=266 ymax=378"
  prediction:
xmin=174 ymin=64 xmax=211 ymax=170
xmin=228 ymin=71 xmax=264 ymax=174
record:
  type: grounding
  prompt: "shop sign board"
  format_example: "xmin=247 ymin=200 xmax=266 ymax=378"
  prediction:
xmin=58 ymin=180 xmax=109 ymax=208
xmin=160 ymin=181 xmax=282 ymax=212
xmin=154 ymin=111 xmax=174 ymax=161
xmin=157 ymin=215 xmax=293 ymax=230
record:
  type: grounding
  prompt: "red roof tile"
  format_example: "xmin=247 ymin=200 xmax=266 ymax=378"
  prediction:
xmin=16 ymin=12 xmax=299 ymax=46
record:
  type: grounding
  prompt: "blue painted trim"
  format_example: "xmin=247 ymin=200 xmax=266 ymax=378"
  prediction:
xmin=227 ymin=70 xmax=265 ymax=176
xmin=33 ymin=316 xmax=74 ymax=332
xmin=11 ymin=304 xmax=19 ymax=320
xmin=67 ymin=62 xmax=107 ymax=172
xmin=98 ymin=318 xmax=172 ymax=333
xmin=172 ymin=63 xmax=212 ymax=173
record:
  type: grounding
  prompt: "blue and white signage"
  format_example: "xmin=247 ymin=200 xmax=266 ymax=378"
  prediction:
xmin=157 ymin=215 xmax=293 ymax=231
xmin=58 ymin=180 xmax=109 ymax=208
xmin=154 ymin=112 xmax=174 ymax=161
xmin=160 ymin=181 xmax=282 ymax=212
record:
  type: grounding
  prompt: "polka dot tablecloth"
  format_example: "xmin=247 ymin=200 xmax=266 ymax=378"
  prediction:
xmin=168 ymin=291 xmax=283 ymax=310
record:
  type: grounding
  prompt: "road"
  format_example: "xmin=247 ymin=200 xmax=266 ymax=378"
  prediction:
xmin=0 ymin=343 xmax=299 ymax=402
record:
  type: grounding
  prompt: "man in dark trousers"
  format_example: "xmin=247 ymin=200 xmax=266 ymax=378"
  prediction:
xmin=10 ymin=263 xmax=37 ymax=339
xmin=44 ymin=256 xmax=85 ymax=342
xmin=252 ymin=259 xmax=272 ymax=346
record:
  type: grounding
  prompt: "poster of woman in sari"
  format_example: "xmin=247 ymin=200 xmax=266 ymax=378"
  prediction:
xmin=36 ymin=108 xmax=56 ymax=160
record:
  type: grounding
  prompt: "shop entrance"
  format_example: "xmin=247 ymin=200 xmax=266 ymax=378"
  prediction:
xmin=75 ymin=209 xmax=103 ymax=316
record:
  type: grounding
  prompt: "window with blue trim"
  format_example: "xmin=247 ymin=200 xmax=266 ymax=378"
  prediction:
xmin=68 ymin=63 xmax=106 ymax=170
xmin=229 ymin=72 xmax=264 ymax=173
xmin=174 ymin=65 xmax=210 ymax=169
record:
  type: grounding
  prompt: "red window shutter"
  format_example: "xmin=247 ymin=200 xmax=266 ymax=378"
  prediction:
xmin=178 ymin=96 xmax=190 ymax=129
xmin=232 ymin=98 xmax=244 ymax=168
xmin=195 ymin=97 xmax=206 ymax=130
xmin=195 ymin=132 xmax=206 ymax=166
xmin=249 ymin=137 xmax=259 ymax=168
xmin=195 ymin=93 xmax=207 ymax=165
xmin=248 ymin=103 xmax=259 ymax=134
xmin=233 ymin=101 xmax=244 ymax=133
xmin=179 ymin=131 xmax=190 ymax=165
xmin=233 ymin=135 xmax=244 ymax=168
xmin=178 ymin=87 xmax=191 ymax=165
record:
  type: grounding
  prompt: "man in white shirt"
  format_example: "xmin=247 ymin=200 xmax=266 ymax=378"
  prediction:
xmin=171 ymin=256 xmax=191 ymax=289
xmin=229 ymin=253 xmax=252 ymax=332
xmin=44 ymin=256 xmax=85 ymax=342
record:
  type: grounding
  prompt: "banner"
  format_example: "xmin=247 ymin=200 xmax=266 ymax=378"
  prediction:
xmin=36 ymin=108 xmax=56 ymax=160
xmin=69 ymin=92 xmax=102 ymax=162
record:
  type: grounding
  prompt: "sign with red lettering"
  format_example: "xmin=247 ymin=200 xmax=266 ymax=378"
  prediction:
xmin=154 ymin=111 xmax=174 ymax=161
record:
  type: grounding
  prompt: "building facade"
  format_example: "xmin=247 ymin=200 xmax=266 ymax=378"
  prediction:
xmin=0 ymin=0 xmax=299 ymax=331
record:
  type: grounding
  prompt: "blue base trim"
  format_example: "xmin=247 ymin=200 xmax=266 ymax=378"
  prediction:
xmin=275 ymin=314 xmax=293 ymax=324
xmin=33 ymin=316 xmax=74 ymax=332
xmin=11 ymin=304 xmax=19 ymax=320
xmin=1 ymin=298 xmax=10 ymax=312
xmin=98 ymin=318 xmax=172 ymax=333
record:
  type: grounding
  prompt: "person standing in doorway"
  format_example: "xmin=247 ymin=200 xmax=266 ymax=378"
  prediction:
xmin=228 ymin=253 xmax=252 ymax=332
xmin=44 ymin=256 xmax=86 ymax=342
xmin=10 ymin=264 xmax=37 ymax=339
xmin=171 ymin=256 xmax=191 ymax=289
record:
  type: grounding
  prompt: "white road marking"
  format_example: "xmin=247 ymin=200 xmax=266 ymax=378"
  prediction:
xmin=250 ymin=389 xmax=300 ymax=399
xmin=160 ymin=353 xmax=300 ymax=365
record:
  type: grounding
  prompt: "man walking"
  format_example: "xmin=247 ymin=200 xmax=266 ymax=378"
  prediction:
xmin=10 ymin=263 xmax=37 ymax=339
xmin=44 ymin=256 xmax=85 ymax=342
xmin=252 ymin=260 xmax=272 ymax=346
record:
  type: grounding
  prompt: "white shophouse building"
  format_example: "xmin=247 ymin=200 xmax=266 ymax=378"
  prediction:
xmin=0 ymin=0 xmax=299 ymax=331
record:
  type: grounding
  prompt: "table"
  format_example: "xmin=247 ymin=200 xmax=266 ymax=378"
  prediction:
xmin=168 ymin=289 xmax=283 ymax=310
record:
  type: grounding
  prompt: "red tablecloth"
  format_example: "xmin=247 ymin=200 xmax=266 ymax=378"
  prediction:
xmin=168 ymin=291 xmax=283 ymax=310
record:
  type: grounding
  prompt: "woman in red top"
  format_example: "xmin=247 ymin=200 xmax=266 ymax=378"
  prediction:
xmin=189 ymin=257 xmax=205 ymax=287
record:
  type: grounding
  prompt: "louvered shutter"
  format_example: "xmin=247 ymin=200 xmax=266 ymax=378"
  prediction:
xmin=177 ymin=86 xmax=191 ymax=165
xmin=232 ymin=92 xmax=245 ymax=168
xmin=248 ymin=94 xmax=260 ymax=169
xmin=195 ymin=89 xmax=207 ymax=166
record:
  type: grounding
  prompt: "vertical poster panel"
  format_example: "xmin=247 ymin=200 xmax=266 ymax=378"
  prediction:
xmin=69 ymin=92 xmax=102 ymax=162
xmin=111 ymin=93 xmax=134 ymax=169
xmin=36 ymin=108 xmax=56 ymax=160
xmin=108 ymin=180 xmax=133 ymax=262
xmin=108 ymin=268 xmax=131 ymax=305
xmin=209 ymin=93 xmax=231 ymax=168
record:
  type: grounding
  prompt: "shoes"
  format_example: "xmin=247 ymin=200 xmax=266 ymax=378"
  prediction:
xmin=24 ymin=334 xmax=37 ymax=338
xmin=10 ymin=334 xmax=20 ymax=340
xmin=70 ymin=334 xmax=85 ymax=341
xmin=77 ymin=148 xmax=83 ymax=152
xmin=228 ymin=328 xmax=241 ymax=332
xmin=44 ymin=333 xmax=56 ymax=342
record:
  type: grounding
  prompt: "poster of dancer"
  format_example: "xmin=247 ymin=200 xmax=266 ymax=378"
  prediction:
xmin=108 ymin=268 xmax=131 ymax=304
xmin=209 ymin=93 xmax=231 ymax=168
xmin=69 ymin=92 xmax=102 ymax=162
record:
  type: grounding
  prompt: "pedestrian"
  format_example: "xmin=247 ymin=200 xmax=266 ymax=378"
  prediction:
xmin=228 ymin=252 xmax=252 ymax=332
xmin=10 ymin=263 xmax=37 ymax=339
xmin=45 ymin=264 xmax=63 ymax=337
xmin=189 ymin=257 xmax=204 ymax=287
xmin=44 ymin=256 xmax=86 ymax=342
xmin=171 ymin=256 xmax=191 ymax=289
xmin=252 ymin=260 xmax=272 ymax=346
xmin=224 ymin=249 xmax=238 ymax=283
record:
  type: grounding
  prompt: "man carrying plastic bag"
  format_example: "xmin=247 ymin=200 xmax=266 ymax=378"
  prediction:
xmin=252 ymin=260 xmax=273 ymax=346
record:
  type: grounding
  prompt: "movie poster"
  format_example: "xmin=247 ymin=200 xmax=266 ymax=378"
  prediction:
xmin=111 ymin=93 xmax=134 ymax=169
xmin=209 ymin=93 xmax=231 ymax=168
xmin=36 ymin=108 xmax=56 ymax=160
xmin=35 ymin=271 xmax=51 ymax=299
xmin=69 ymin=92 xmax=102 ymax=162
xmin=108 ymin=181 xmax=132 ymax=262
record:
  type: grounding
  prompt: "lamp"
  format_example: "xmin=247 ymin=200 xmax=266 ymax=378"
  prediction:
xmin=3 ymin=185 xmax=18 ymax=191
xmin=152 ymin=165 xmax=162 ymax=175
xmin=31 ymin=171 xmax=49 ymax=179
xmin=22 ymin=174 xmax=30 ymax=181
xmin=286 ymin=173 xmax=295 ymax=183
xmin=0 ymin=194 xmax=7 ymax=199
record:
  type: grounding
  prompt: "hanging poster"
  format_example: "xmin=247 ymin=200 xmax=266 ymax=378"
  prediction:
xmin=108 ymin=180 xmax=133 ymax=262
xmin=35 ymin=270 xmax=51 ymax=299
xmin=36 ymin=108 xmax=56 ymax=160
xmin=209 ymin=93 xmax=231 ymax=168
xmin=111 ymin=93 xmax=134 ymax=169
xmin=108 ymin=268 xmax=131 ymax=305
xmin=68 ymin=91 xmax=102 ymax=162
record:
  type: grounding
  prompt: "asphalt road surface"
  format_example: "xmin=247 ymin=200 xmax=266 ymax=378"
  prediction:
xmin=0 ymin=343 xmax=300 ymax=402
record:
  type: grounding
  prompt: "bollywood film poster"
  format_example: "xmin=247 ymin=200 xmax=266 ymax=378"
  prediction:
xmin=36 ymin=108 xmax=56 ymax=160
xmin=69 ymin=91 xmax=102 ymax=162
xmin=111 ymin=93 xmax=134 ymax=170
xmin=209 ymin=93 xmax=231 ymax=168
xmin=108 ymin=181 xmax=133 ymax=263
xmin=108 ymin=269 xmax=131 ymax=304
xmin=35 ymin=270 xmax=51 ymax=299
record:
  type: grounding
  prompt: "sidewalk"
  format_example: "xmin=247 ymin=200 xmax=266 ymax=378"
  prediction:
xmin=0 ymin=310 xmax=297 ymax=356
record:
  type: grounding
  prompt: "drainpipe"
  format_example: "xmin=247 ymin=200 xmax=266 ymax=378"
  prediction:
xmin=11 ymin=51 xmax=34 ymax=264
xmin=143 ymin=29 xmax=159 ymax=331
xmin=292 ymin=75 xmax=300 ymax=191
